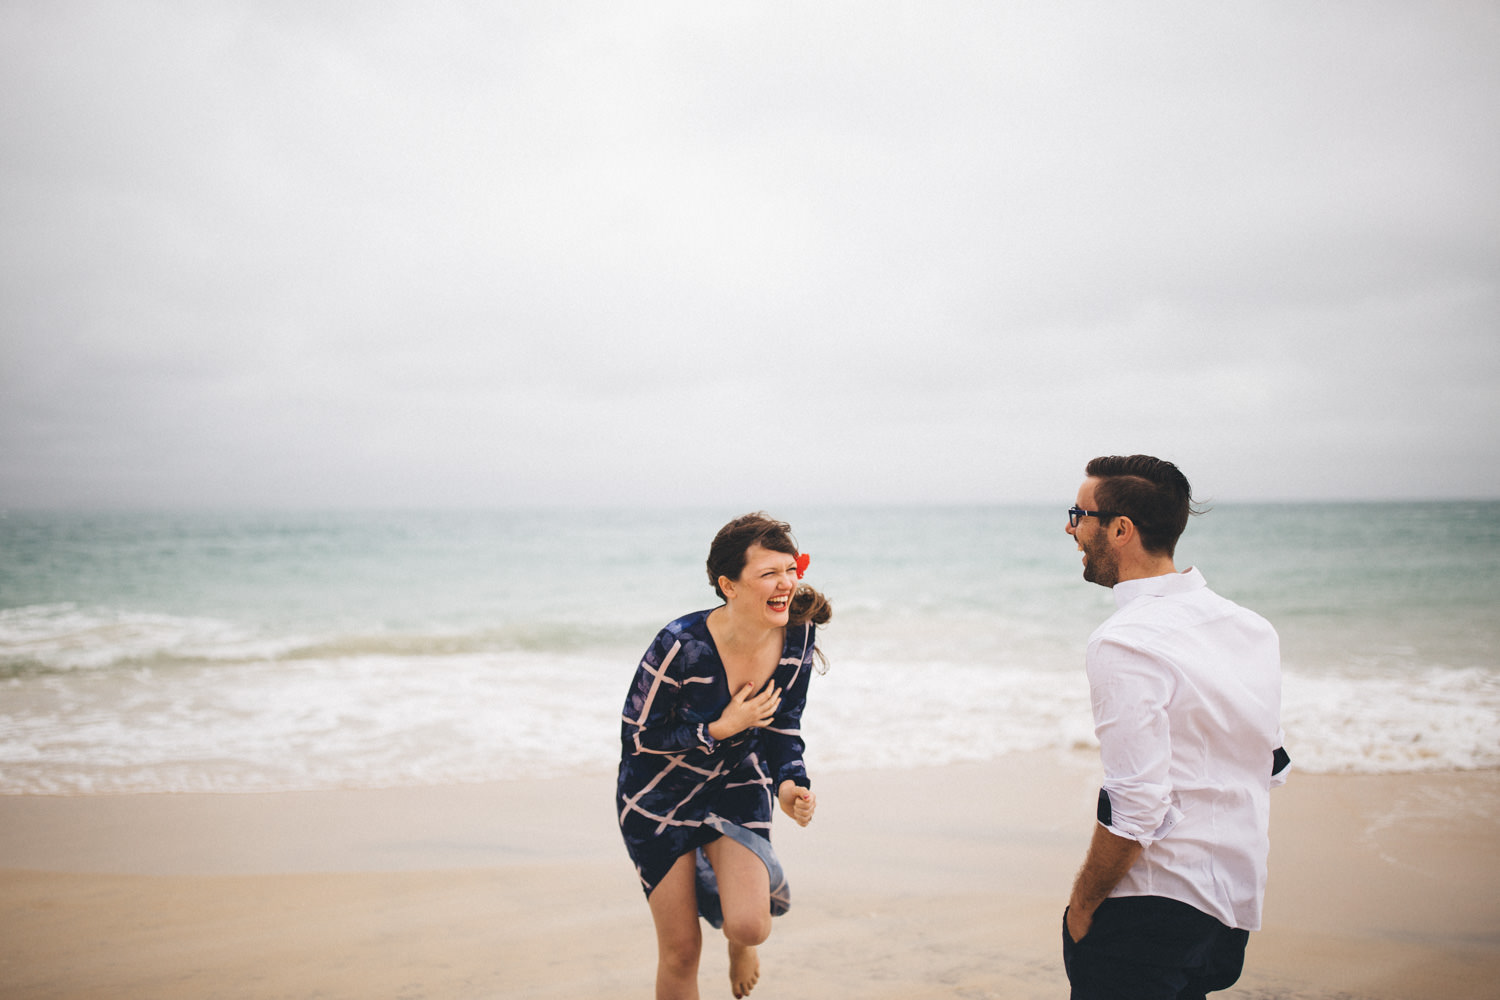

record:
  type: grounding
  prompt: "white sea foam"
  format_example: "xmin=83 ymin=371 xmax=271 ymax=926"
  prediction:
xmin=3 ymin=503 xmax=1498 ymax=794
xmin=801 ymin=659 xmax=1098 ymax=772
xmin=0 ymin=603 xmax=302 ymax=672
xmin=0 ymin=651 xmax=624 ymax=794
xmin=1279 ymin=667 xmax=1500 ymax=774
xmin=3 ymin=647 xmax=1496 ymax=794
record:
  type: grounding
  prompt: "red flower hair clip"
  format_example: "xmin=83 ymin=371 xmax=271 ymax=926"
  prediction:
xmin=794 ymin=552 xmax=811 ymax=579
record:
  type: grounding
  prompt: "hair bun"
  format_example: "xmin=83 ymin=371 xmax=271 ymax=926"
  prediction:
xmin=789 ymin=584 xmax=832 ymax=626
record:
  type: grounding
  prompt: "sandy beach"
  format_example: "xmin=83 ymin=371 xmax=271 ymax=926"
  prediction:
xmin=3 ymin=753 xmax=1497 ymax=999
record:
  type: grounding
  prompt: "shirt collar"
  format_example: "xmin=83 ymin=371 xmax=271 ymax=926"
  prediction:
xmin=1112 ymin=566 xmax=1206 ymax=608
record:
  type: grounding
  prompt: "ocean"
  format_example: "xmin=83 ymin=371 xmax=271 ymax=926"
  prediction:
xmin=2 ymin=503 xmax=1497 ymax=794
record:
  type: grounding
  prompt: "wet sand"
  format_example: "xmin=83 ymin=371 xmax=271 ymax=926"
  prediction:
xmin=3 ymin=754 xmax=1497 ymax=998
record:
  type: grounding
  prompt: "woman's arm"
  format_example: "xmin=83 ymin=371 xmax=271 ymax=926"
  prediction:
xmin=760 ymin=624 xmax=816 ymax=789
xmin=620 ymin=631 xmax=712 ymax=755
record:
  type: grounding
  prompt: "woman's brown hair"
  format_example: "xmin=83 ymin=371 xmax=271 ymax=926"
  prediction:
xmin=706 ymin=512 xmax=832 ymax=629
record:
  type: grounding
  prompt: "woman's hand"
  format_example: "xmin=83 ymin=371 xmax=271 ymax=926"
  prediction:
xmin=709 ymin=684 xmax=782 ymax=741
xmin=778 ymin=780 xmax=816 ymax=827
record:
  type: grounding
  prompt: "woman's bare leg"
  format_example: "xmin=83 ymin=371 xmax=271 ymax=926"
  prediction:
xmin=647 ymin=852 xmax=704 ymax=1000
xmin=702 ymin=836 xmax=772 ymax=998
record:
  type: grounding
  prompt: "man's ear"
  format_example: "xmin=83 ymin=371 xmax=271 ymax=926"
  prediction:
xmin=1111 ymin=516 xmax=1135 ymax=545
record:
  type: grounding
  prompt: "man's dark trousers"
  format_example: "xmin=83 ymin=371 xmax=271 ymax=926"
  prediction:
xmin=1063 ymin=895 xmax=1250 ymax=1000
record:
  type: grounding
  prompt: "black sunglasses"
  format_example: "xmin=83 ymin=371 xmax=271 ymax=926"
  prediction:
xmin=1068 ymin=505 xmax=1118 ymax=528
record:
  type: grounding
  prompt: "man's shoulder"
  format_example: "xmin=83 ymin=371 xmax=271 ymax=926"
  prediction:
xmin=1094 ymin=581 xmax=1274 ymax=647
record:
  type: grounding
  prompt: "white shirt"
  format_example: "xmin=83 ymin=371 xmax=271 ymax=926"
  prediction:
xmin=1087 ymin=567 xmax=1286 ymax=931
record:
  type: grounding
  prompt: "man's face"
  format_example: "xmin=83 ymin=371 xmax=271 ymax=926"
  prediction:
xmin=1068 ymin=478 xmax=1120 ymax=588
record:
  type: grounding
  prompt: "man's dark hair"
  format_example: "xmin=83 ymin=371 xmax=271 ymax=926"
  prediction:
xmin=1085 ymin=454 xmax=1198 ymax=557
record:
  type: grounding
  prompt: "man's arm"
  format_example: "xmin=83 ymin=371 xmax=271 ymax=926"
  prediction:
xmin=1066 ymin=823 xmax=1143 ymax=942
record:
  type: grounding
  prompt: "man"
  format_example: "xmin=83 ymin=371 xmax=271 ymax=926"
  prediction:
xmin=1063 ymin=455 xmax=1288 ymax=999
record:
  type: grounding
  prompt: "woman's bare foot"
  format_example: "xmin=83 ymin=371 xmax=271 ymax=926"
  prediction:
xmin=728 ymin=941 xmax=760 ymax=998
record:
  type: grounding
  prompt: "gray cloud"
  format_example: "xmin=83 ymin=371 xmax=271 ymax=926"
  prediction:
xmin=3 ymin=2 xmax=1497 ymax=508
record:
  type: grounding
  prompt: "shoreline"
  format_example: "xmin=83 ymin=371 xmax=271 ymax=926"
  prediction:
xmin=3 ymin=756 xmax=1498 ymax=998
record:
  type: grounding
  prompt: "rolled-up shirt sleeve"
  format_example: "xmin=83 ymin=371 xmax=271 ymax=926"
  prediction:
xmin=1087 ymin=637 xmax=1182 ymax=845
xmin=1271 ymin=728 xmax=1291 ymax=788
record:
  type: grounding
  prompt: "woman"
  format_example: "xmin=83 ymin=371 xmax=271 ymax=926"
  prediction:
xmin=617 ymin=513 xmax=832 ymax=1000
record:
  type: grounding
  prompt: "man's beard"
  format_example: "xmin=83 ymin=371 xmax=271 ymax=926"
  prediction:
xmin=1082 ymin=533 xmax=1119 ymax=588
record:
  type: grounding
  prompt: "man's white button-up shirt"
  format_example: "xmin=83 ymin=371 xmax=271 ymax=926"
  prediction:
xmin=1087 ymin=567 xmax=1286 ymax=930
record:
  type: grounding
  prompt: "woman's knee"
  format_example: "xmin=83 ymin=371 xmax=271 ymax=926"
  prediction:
xmin=656 ymin=923 xmax=703 ymax=969
xmin=702 ymin=836 xmax=773 ymax=946
xmin=721 ymin=909 xmax=772 ymax=948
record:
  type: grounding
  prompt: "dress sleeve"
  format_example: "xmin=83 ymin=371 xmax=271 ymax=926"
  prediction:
xmin=1088 ymin=636 xmax=1181 ymax=845
xmin=760 ymin=623 xmax=815 ymax=789
xmin=620 ymin=627 xmax=717 ymax=756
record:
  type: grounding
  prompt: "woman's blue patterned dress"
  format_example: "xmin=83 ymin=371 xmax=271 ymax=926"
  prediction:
xmin=616 ymin=609 xmax=816 ymax=923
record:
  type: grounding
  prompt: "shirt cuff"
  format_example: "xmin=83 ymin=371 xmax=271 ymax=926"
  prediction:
xmin=1098 ymin=785 xmax=1182 ymax=844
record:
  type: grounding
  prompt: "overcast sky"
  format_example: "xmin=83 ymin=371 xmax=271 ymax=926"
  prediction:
xmin=2 ymin=2 xmax=1497 ymax=509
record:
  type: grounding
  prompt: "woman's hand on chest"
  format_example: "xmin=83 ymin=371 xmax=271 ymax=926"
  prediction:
xmin=707 ymin=682 xmax=783 ymax=742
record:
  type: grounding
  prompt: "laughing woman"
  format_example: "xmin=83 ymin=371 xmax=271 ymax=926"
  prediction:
xmin=617 ymin=513 xmax=832 ymax=1000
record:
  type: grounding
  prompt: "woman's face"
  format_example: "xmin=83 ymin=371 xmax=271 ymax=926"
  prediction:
xmin=725 ymin=543 xmax=800 ymax=626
